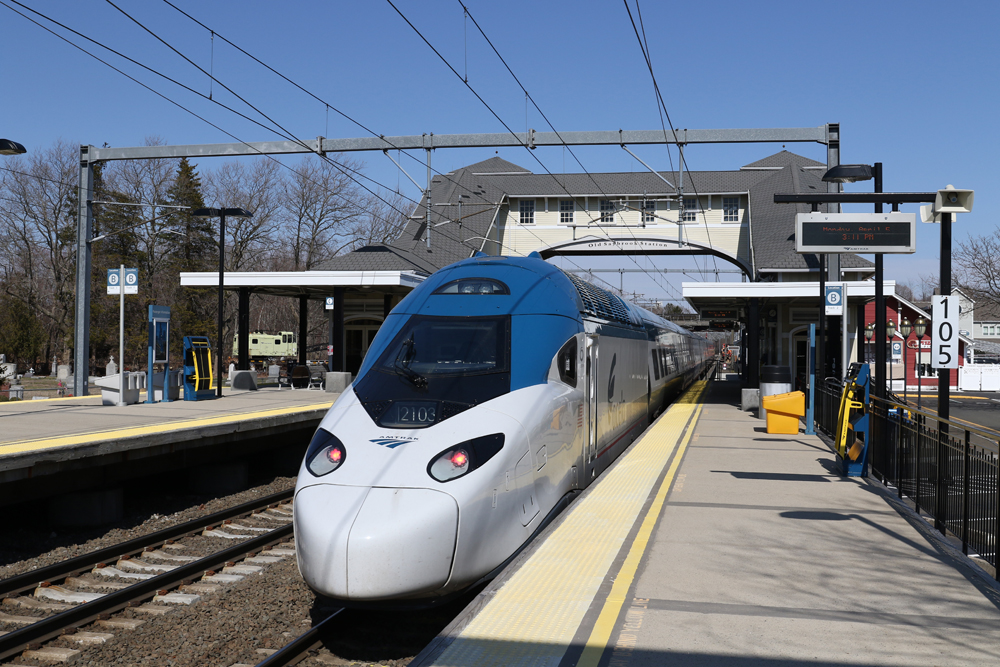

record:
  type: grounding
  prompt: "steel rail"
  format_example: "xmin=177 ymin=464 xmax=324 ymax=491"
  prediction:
xmin=254 ymin=609 xmax=344 ymax=667
xmin=0 ymin=522 xmax=293 ymax=660
xmin=0 ymin=488 xmax=293 ymax=599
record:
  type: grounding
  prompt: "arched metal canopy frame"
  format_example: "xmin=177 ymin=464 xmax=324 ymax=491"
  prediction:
xmin=535 ymin=234 xmax=754 ymax=280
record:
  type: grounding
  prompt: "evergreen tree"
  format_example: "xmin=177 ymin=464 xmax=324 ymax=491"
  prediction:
xmin=165 ymin=158 xmax=214 ymax=358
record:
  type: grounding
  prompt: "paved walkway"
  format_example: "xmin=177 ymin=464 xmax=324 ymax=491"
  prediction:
xmin=418 ymin=379 xmax=1000 ymax=666
xmin=0 ymin=387 xmax=333 ymax=450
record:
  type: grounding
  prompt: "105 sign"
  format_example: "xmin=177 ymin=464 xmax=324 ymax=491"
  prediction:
xmin=931 ymin=295 xmax=959 ymax=369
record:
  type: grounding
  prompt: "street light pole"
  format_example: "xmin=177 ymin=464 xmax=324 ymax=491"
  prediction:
xmin=899 ymin=317 xmax=912 ymax=400
xmin=915 ymin=316 xmax=927 ymax=410
xmin=887 ymin=318 xmax=896 ymax=397
xmin=193 ymin=207 xmax=252 ymax=399
xmin=864 ymin=323 xmax=874 ymax=364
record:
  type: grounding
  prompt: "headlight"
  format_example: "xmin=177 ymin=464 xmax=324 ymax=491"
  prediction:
xmin=305 ymin=429 xmax=347 ymax=477
xmin=427 ymin=433 xmax=504 ymax=483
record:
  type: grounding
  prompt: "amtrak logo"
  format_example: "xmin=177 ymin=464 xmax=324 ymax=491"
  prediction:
xmin=370 ymin=437 xmax=418 ymax=449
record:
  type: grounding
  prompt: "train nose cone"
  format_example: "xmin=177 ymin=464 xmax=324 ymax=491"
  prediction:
xmin=347 ymin=487 xmax=458 ymax=599
xmin=294 ymin=484 xmax=370 ymax=598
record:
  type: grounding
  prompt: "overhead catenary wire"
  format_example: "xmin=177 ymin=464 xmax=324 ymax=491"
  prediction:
xmin=389 ymin=0 xmax=683 ymax=302
xmin=156 ymin=0 xmax=644 ymax=298
xmin=2 ymin=0 xmax=628 ymax=300
xmin=0 ymin=1 xmax=464 ymax=259
xmin=456 ymin=0 xmax=683 ymax=300
xmin=161 ymin=0 xmax=683 ymax=302
xmin=624 ymin=0 xmax=721 ymax=280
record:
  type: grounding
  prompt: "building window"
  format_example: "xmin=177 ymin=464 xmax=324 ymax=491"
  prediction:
xmin=599 ymin=199 xmax=615 ymax=224
xmin=519 ymin=199 xmax=535 ymax=224
xmin=560 ymin=199 xmax=574 ymax=224
xmin=681 ymin=197 xmax=700 ymax=222
xmin=723 ymin=197 xmax=740 ymax=222
xmin=642 ymin=200 xmax=656 ymax=224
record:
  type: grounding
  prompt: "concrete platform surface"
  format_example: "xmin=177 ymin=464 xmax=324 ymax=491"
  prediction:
xmin=0 ymin=387 xmax=334 ymax=450
xmin=419 ymin=379 xmax=1000 ymax=667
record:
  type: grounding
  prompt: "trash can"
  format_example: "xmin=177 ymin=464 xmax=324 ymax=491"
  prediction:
xmin=760 ymin=391 xmax=805 ymax=435
xmin=760 ymin=365 xmax=792 ymax=420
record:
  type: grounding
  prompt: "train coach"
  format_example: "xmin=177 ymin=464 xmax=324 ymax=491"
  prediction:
xmin=293 ymin=254 xmax=712 ymax=605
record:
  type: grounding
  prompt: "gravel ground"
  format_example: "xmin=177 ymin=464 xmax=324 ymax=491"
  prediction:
xmin=0 ymin=477 xmax=297 ymax=581
xmin=1 ymin=475 xmax=468 ymax=667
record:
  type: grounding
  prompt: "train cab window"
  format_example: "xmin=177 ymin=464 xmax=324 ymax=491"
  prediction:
xmin=652 ymin=350 xmax=660 ymax=380
xmin=274 ymin=339 xmax=281 ymax=345
xmin=355 ymin=315 xmax=512 ymax=428
xmin=433 ymin=278 xmax=509 ymax=295
xmin=282 ymin=334 xmax=288 ymax=343
xmin=252 ymin=338 xmax=259 ymax=345
xmin=556 ymin=337 xmax=577 ymax=387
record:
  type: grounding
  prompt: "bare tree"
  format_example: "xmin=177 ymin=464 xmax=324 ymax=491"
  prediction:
xmin=280 ymin=155 xmax=364 ymax=270
xmin=346 ymin=190 xmax=410 ymax=251
xmin=0 ymin=140 xmax=79 ymax=371
xmin=102 ymin=136 xmax=182 ymax=309
xmin=956 ymin=229 xmax=1000 ymax=308
xmin=204 ymin=158 xmax=283 ymax=272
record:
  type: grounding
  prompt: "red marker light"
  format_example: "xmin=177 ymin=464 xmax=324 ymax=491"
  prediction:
xmin=450 ymin=450 xmax=469 ymax=467
xmin=327 ymin=446 xmax=343 ymax=463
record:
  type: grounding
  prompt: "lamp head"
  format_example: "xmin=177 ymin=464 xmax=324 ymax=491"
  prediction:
xmin=0 ymin=139 xmax=27 ymax=156
xmin=914 ymin=316 xmax=928 ymax=338
xmin=822 ymin=164 xmax=873 ymax=183
xmin=899 ymin=317 xmax=912 ymax=338
xmin=886 ymin=319 xmax=896 ymax=339
xmin=864 ymin=323 xmax=874 ymax=341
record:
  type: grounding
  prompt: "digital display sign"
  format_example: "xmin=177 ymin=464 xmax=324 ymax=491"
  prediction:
xmin=700 ymin=309 xmax=739 ymax=321
xmin=795 ymin=213 xmax=916 ymax=254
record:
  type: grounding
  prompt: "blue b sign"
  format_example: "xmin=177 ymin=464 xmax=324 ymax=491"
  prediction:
xmin=107 ymin=268 xmax=138 ymax=295
xmin=825 ymin=284 xmax=844 ymax=316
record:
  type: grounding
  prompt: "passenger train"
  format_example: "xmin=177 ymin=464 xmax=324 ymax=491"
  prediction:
xmin=293 ymin=254 xmax=713 ymax=605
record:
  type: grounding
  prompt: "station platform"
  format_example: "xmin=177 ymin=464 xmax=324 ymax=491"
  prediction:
xmin=0 ymin=388 xmax=335 ymax=505
xmin=415 ymin=379 xmax=1000 ymax=667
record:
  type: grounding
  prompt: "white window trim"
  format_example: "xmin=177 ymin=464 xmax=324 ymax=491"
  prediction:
xmin=559 ymin=199 xmax=575 ymax=225
xmin=722 ymin=196 xmax=740 ymax=223
xmin=519 ymin=199 xmax=536 ymax=225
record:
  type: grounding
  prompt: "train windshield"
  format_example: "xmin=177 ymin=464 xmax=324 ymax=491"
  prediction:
xmin=378 ymin=316 xmax=508 ymax=377
xmin=354 ymin=315 xmax=511 ymax=428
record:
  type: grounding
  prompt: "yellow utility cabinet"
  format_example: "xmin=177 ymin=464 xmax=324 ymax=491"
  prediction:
xmin=761 ymin=391 xmax=805 ymax=434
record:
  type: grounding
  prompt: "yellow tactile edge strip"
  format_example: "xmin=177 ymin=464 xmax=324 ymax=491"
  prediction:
xmin=429 ymin=382 xmax=707 ymax=667
xmin=0 ymin=402 xmax=333 ymax=457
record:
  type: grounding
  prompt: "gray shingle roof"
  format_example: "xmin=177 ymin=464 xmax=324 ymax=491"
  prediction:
xmin=742 ymin=150 xmax=826 ymax=170
xmin=317 ymin=150 xmax=873 ymax=279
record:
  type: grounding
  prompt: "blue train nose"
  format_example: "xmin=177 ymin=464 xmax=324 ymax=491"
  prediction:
xmin=294 ymin=484 xmax=459 ymax=600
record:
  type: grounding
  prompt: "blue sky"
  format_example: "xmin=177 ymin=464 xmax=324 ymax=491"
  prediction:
xmin=3 ymin=0 xmax=997 ymax=306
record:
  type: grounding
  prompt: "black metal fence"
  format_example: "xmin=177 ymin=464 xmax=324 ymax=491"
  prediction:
xmin=812 ymin=381 xmax=999 ymax=579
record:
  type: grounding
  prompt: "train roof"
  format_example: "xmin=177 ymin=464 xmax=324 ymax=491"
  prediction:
xmin=396 ymin=255 xmax=700 ymax=339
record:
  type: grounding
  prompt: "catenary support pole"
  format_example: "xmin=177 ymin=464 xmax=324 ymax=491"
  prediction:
xmin=74 ymin=149 xmax=94 ymax=397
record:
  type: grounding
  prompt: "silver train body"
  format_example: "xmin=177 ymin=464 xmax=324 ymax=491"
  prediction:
xmin=293 ymin=255 xmax=712 ymax=604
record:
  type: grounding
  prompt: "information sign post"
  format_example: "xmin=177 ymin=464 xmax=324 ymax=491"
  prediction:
xmin=107 ymin=266 xmax=138 ymax=406
xmin=931 ymin=295 xmax=959 ymax=370
xmin=147 ymin=305 xmax=171 ymax=404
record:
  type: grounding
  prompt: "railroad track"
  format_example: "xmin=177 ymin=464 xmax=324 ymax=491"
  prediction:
xmin=0 ymin=490 xmax=295 ymax=663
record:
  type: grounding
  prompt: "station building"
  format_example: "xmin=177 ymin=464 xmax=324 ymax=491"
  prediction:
xmin=184 ymin=149 xmax=885 ymax=382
